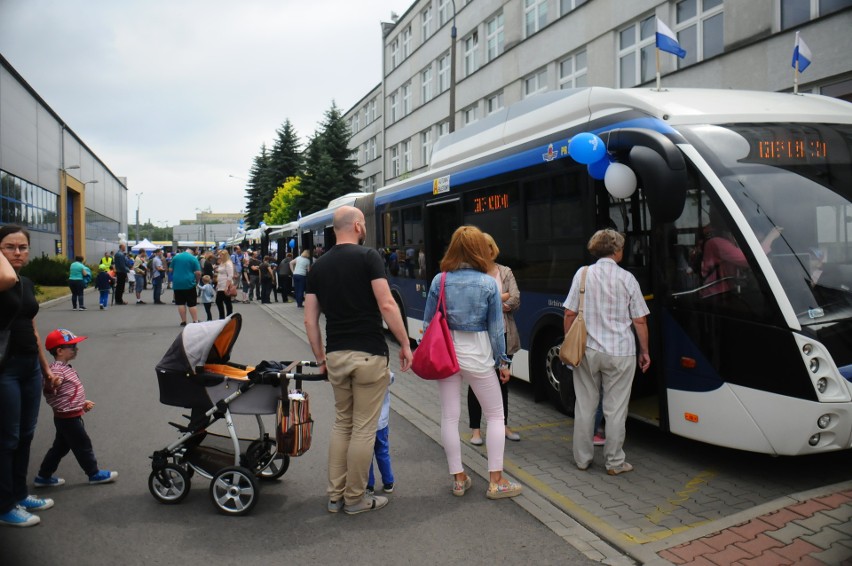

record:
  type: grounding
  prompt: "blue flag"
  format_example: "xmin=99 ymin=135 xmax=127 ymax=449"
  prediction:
xmin=792 ymin=32 xmax=812 ymax=72
xmin=656 ymin=18 xmax=686 ymax=59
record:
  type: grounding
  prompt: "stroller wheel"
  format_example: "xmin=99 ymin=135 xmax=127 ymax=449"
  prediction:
xmin=258 ymin=453 xmax=290 ymax=481
xmin=210 ymin=466 xmax=259 ymax=516
xmin=149 ymin=464 xmax=191 ymax=504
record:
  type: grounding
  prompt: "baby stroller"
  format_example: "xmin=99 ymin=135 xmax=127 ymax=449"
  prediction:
xmin=149 ymin=313 xmax=323 ymax=516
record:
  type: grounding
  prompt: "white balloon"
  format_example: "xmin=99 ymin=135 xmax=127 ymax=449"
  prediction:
xmin=604 ymin=163 xmax=637 ymax=199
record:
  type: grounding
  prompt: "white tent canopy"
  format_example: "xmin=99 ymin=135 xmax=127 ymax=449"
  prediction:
xmin=131 ymin=238 xmax=161 ymax=252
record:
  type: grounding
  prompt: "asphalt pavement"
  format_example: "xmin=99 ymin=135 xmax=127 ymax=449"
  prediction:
xmin=0 ymin=289 xmax=601 ymax=566
xmin=260 ymin=297 xmax=852 ymax=566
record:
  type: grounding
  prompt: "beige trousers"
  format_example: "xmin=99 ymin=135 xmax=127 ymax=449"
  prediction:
xmin=326 ymin=350 xmax=390 ymax=505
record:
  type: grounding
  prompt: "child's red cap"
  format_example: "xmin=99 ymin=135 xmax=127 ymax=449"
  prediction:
xmin=45 ymin=328 xmax=88 ymax=351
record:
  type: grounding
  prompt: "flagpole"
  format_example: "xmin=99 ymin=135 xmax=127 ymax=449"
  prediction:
xmin=656 ymin=48 xmax=661 ymax=91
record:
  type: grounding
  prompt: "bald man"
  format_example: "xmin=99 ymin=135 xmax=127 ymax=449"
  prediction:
xmin=304 ymin=205 xmax=412 ymax=515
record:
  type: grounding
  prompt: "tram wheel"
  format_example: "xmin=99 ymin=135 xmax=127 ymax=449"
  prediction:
xmin=537 ymin=328 xmax=574 ymax=416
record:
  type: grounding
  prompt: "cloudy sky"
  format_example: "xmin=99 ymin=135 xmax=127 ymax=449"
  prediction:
xmin=0 ymin=0 xmax=413 ymax=227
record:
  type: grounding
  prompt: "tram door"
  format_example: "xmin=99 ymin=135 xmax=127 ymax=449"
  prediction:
xmin=424 ymin=198 xmax=462 ymax=280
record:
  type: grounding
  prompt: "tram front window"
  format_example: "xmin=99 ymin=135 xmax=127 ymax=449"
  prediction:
xmin=683 ymin=123 xmax=852 ymax=325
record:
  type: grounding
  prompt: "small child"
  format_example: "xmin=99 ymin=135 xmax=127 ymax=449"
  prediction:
xmin=198 ymin=275 xmax=215 ymax=321
xmin=34 ymin=329 xmax=118 ymax=488
xmin=367 ymin=372 xmax=394 ymax=495
xmin=95 ymin=265 xmax=114 ymax=310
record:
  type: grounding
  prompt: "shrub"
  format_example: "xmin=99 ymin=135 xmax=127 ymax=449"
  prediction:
xmin=21 ymin=255 xmax=73 ymax=286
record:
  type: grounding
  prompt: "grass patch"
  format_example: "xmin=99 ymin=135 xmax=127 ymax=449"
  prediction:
xmin=35 ymin=286 xmax=70 ymax=304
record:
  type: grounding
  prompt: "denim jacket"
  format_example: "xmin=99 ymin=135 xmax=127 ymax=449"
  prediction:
xmin=422 ymin=268 xmax=509 ymax=368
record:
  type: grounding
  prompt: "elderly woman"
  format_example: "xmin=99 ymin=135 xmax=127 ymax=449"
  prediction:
xmin=0 ymin=226 xmax=60 ymax=527
xmin=423 ymin=225 xmax=521 ymax=500
xmin=563 ymin=229 xmax=650 ymax=476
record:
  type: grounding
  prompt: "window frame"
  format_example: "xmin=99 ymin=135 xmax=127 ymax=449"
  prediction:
xmin=559 ymin=49 xmax=588 ymax=89
xmin=674 ymin=0 xmax=725 ymax=69
xmin=524 ymin=0 xmax=549 ymax=38
xmin=524 ymin=68 xmax=548 ymax=97
xmin=485 ymin=12 xmax=505 ymax=62
xmin=617 ymin=15 xmax=656 ymax=88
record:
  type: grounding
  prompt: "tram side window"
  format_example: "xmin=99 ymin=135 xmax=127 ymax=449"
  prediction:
xmin=462 ymin=183 xmax=520 ymax=263
xmin=402 ymin=207 xmax=424 ymax=278
xmin=517 ymin=174 xmax=586 ymax=293
xmin=382 ymin=209 xmax=402 ymax=276
xmin=667 ymin=186 xmax=773 ymax=320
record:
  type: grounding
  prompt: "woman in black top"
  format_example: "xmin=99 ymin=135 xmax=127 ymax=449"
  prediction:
xmin=0 ymin=226 xmax=59 ymax=527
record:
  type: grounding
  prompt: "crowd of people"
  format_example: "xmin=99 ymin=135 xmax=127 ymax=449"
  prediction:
xmin=1 ymin=218 xmax=653 ymax=526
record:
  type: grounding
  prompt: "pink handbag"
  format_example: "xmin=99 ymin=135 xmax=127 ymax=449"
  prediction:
xmin=411 ymin=272 xmax=459 ymax=380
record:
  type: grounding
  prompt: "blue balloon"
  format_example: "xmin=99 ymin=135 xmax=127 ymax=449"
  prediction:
xmin=288 ymin=238 xmax=296 ymax=249
xmin=587 ymin=154 xmax=612 ymax=180
xmin=569 ymin=133 xmax=606 ymax=165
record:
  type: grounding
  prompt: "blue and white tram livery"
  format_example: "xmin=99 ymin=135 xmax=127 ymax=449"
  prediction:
xmin=313 ymin=87 xmax=852 ymax=456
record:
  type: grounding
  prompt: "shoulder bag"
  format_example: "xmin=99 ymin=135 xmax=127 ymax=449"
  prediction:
xmin=559 ymin=266 xmax=588 ymax=367
xmin=411 ymin=272 xmax=459 ymax=380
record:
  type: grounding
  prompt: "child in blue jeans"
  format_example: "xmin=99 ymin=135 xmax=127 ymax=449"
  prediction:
xmin=367 ymin=373 xmax=394 ymax=495
xmin=95 ymin=265 xmax=114 ymax=310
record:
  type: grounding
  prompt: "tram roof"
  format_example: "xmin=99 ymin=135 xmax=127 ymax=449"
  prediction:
xmin=373 ymin=87 xmax=852 ymax=206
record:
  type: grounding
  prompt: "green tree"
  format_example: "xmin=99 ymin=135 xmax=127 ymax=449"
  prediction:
xmin=245 ymin=144 xmax=273 ymax=228
xmin=297 ymin=102 xmax=361 ymax=216
xmin=264 ymin=177 xmax=303 ymax=225
xmin=268 ymin=120 xmax=303 ymax=191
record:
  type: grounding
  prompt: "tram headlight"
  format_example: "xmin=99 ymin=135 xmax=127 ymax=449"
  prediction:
xmin=818 ymin=414 xmax=831 ymax=429
xmin=802 ymin=343 xmax=814 ymax=356
xmin=817 ymin=377 xmax=828 ymax=393
xmin=809 ymin=433 xmax=820 ymax=446
xmin=810 ymin=358 xmax=820 ymax=374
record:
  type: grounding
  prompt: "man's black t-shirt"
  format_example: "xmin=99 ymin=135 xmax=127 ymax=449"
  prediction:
xmin=306 ymin=244 xmax=388 ymax=357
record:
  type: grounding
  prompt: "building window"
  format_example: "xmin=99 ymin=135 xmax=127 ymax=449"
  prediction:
xmin=462 ymin=104 xmax=478 ymax=126
xmin=463 ymin=31 xmax=479 ymax=76
xmin=524 ymin=0 xmax=548 ymax=38
xmin=391 ymin=38 xmax=400 ymax=69
xmin=401 ymin=82 xmax=412 ymax=116
xmin=486 ymin=12 xmax=505 ymax=62
xmin=421 ymin=66 xmax=434 ymax=103
xmin=0 ymin=170 xmax=59 ymax=233
xmin=422 ymin=4 xmax=434 ymax=39
xmin=675 ymin=0 xmax=724 ymax=68
xmin=618 ymin=16 xmax=656 ymax=88
xmin=438 ymin=121 xmax=450 ymax=138
xmin=524 ymin=68 xmax=548 ymax=97
xmin=365 ymin=98 xmax=377 ymax=123
xmin=401 ymin=25 xmax=412 ymax=59
xmin=781 ymin=0 xmax=852 ymax=30
xmin=438 ymin=53 xmax=451 ymax=93
xmin=402 ymin=139 xmax=412 ymax=173
xmin=390 ymin=146 xmax=400 ymax=178
xmin=421 ymin=129 xmax=432 ymax=165
xmin=559 ymin=50 xmax=588 ymax=89
xmin=560 ymin=0 xmax=588 ymax=15
xmin=438 ymin=0 xmax=451 ymax=26
xmin=366 ymin=137 xmax=377 ymax=161
xmin=390 ymin=92 xmax=399 ymax=123
xmin=485 ymin=91 xmax=504 ymax=115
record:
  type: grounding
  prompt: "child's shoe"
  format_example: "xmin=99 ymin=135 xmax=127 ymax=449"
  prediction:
xmin=382 ymin=482 xmax=395 ymax=493
xmin=89 ymin=470 xmax=118 ymax=485
xmin=593 ymin=434 xmax=606 ymax=446
xmin=365 ymin=486 xmax=375 ymax=496
xmin=34 ymin=475 xmax=65 ymax=488
xmin=452 ymin=475 xmax=472 ymax=497
xmin=18 ymin=495 xmax=54 ymax=511
xmin=0 ymin=507 xmax=40 ymax=527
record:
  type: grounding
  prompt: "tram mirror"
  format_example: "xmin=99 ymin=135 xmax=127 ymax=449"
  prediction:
xmin=629 ymin=145 xmax=687 ymax=223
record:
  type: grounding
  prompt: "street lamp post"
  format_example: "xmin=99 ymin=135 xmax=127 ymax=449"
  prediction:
xmin=135 ymin=192 xmax=143 ymax=245
xmin=449 ymin=0 xmax=458 ymax=133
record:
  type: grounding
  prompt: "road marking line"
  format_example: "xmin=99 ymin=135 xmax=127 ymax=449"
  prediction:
xmin=645 ymin=471 xmax=717 ymax=526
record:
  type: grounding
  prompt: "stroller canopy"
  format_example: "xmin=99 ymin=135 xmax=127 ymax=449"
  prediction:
xmin=156 ymin=314 xmax=242 ymax=375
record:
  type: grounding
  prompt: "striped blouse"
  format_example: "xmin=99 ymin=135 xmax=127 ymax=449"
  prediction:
xmin=44 ymin=361 xmax=86 ymax=418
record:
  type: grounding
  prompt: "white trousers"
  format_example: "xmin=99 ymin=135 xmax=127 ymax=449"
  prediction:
xmin=572 ymin=348 xmax=636 ymax=471
xmin=437 ymin=367 xmax=505 ymax=474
